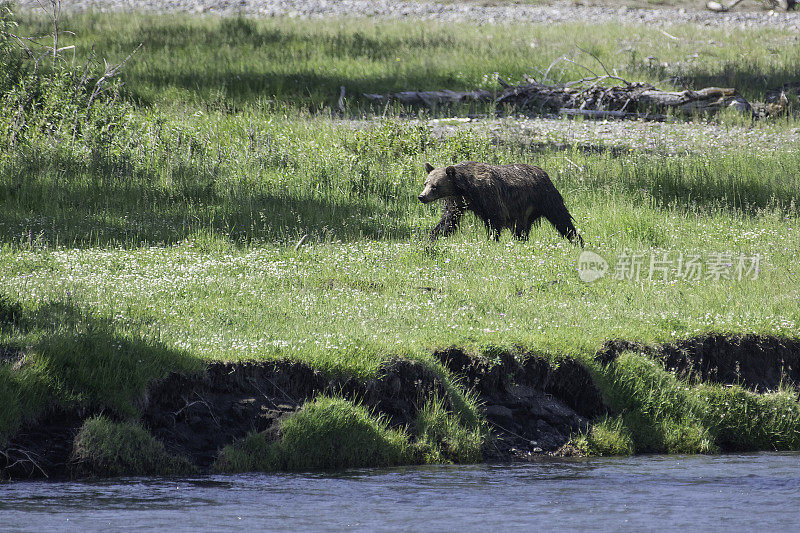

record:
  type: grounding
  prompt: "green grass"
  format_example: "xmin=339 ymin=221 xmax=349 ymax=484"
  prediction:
xmin=215 ymin=395 xmax=485 ymax=472
xmin=1 ymin=9 xmax=800 ymax=460
xmin=583 ymin=351 xmax=800 ymax=454
xmin=414 ymin=396 xmax=486 ymax=463
xmin=10 ymin=11 xmax=800 ymax=107
xmin=570 ymin=415 xmax=636 ymax=456
xmin=72 ymin=416 xmax=197 ymax=476
xmin=0 ymin=293 xmax=200 ymax=442
xmin=1 ymin=116 xmax=796 ymax=372
xmin=215 ymin=396 xmax=415 ymax=472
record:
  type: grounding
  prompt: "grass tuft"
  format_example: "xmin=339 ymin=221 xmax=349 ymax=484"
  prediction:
xmin=584 ymin=351 xmax=800 ymax=454
xmin=216 ymin=396 xmax=413 ymax=472
xmin=71 ymin=416 xmax=197 ymax=477
xmin=413 ymin=396 xmax=485 ymax=464
xmin=571 ymin=415 xmax=635 ymax=457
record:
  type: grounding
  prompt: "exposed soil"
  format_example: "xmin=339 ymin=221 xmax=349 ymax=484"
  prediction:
xmin=435 ymin=348 xmax=606 ymax=460
xmin=662 ymin=335 xmax=800 ymax=391
xmin=3 ymin=334 xmax=800 ymax=480
xmin=140 ymin=358 xmax=452 ymax=469
xmin=2 ymin=352 xmax=602 ymax=479
xmin=141 ymin=351 xmax=605 ymax=467
xmin=598 ymin=334 xmax=800 ymax=392
xmin=1 ymin=410 xmax=80 ymax=480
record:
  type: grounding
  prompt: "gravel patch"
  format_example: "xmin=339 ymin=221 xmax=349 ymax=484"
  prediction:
xmin=14 ymin=0 xmax=800 ymax=30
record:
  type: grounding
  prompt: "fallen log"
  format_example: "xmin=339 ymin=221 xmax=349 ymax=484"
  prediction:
xmin=363 ymin=81 xmax=752 ymax=118
xmin=362 ymin=89 xmax=493 ymax=107
xmin=638 ymin=87 xmax=751 ymax=114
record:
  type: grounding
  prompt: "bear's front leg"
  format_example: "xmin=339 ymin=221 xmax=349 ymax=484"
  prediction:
xmin=430 ymin=197 xmax=467 ymax=240
xmin=483 ymin=218 xmax=502 ymax=241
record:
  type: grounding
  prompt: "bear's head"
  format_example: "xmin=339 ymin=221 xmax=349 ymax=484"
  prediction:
xmin=418 ymin=163 xmax=458 ymax=204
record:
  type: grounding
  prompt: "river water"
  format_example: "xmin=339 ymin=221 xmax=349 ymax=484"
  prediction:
xmin=3 ymin=453 xmax=800 ymax=532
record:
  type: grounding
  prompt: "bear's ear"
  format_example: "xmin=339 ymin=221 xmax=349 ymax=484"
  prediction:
xmin=424 ymin=162 xmax=434 ymax=174
xmin=445 ymin=166 xmax=456 ymax=178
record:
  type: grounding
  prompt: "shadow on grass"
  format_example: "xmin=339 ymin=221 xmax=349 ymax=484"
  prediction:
xmin=0 ymin=149 xmax=414 ymax=247
xmin=635 ymin=60 xmax=800 ymax=102
xmin=130 ymin=68 xmax=478 ymax=111
xmin=0 ymin=293 xmax=200 ymax=442
xmin=77 ymin=14 xmax=800 ymax=109
xmin=54 ymin=14 xmax=487 ymax=108
xmin=615 ymin=154 xmax=800 ymax=215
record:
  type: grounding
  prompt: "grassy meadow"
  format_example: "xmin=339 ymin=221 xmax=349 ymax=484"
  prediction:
xmin=1 ymin=7 xmax=800 ymax=464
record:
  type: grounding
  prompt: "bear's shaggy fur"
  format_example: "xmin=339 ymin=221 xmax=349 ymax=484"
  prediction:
xmin=418 ymin=161 xmax=583 ymax=245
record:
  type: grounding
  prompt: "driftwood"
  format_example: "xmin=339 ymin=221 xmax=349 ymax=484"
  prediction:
xmin=363 ymin=89 xmax=493 ymax=107
xmin=363 ymin=81 xmax=753 ymax=118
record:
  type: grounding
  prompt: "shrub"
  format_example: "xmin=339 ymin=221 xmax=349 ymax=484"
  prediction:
xmin=0 ymin=3 xmax=135 ymax=151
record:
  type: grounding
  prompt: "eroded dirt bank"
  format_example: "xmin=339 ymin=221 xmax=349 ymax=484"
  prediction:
xmin=141 ymin=350 xmax=607 ymax=468
xmin=2 ymin=334 xmax=799 ymax=480
xmin=599 ymin=334 xmax=800 ymax=392
xmin=1 ymin=351 xmax=604 ymax=478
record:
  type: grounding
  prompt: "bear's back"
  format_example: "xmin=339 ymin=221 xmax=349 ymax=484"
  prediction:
xmin=454 ymin=161 xmax=553 ymax=191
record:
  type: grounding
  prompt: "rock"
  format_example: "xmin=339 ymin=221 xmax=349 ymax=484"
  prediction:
xmin=484 ymin=404 xmax=514 ymax=421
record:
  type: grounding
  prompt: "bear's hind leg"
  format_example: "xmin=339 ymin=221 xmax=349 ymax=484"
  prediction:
xmin=515 ymin=214 xmax=540 ymax=241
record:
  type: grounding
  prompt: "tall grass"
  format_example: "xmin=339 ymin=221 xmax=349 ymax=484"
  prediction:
xmin=11 ymin=12 xmax=800 ymax=107
xmin=2 ymin=111 xmax=798 ymax=247
xmin=585 ymin=351 xmax=800 ymax=454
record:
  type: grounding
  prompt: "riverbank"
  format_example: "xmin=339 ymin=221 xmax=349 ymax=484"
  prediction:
xmin=2 ymin=6 xmax=799 ymax=479
xmin=4 ymin=334 xmax=800 ymax=479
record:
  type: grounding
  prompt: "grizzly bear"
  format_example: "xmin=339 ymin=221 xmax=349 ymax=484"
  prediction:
xmin=418 ymin=161 xmax=583 ymax=245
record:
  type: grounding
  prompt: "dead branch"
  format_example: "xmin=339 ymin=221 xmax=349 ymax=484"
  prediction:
xmin=85 ymin=42 xmax=143 ymax=120
xmin=659 ymin=29 xmax=679 ymax=41
xmin=337 ymin=85 xmax=346 ymax=116
xmin=497 ymin=75 xmax=512 ymax=89
xmin=575 ymin=46 xmax=632 ymax=86
xmin=541 ymin=55 xmax=567 ymax=84
xmin=1 ymin=446 xmax=49 ymax=478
